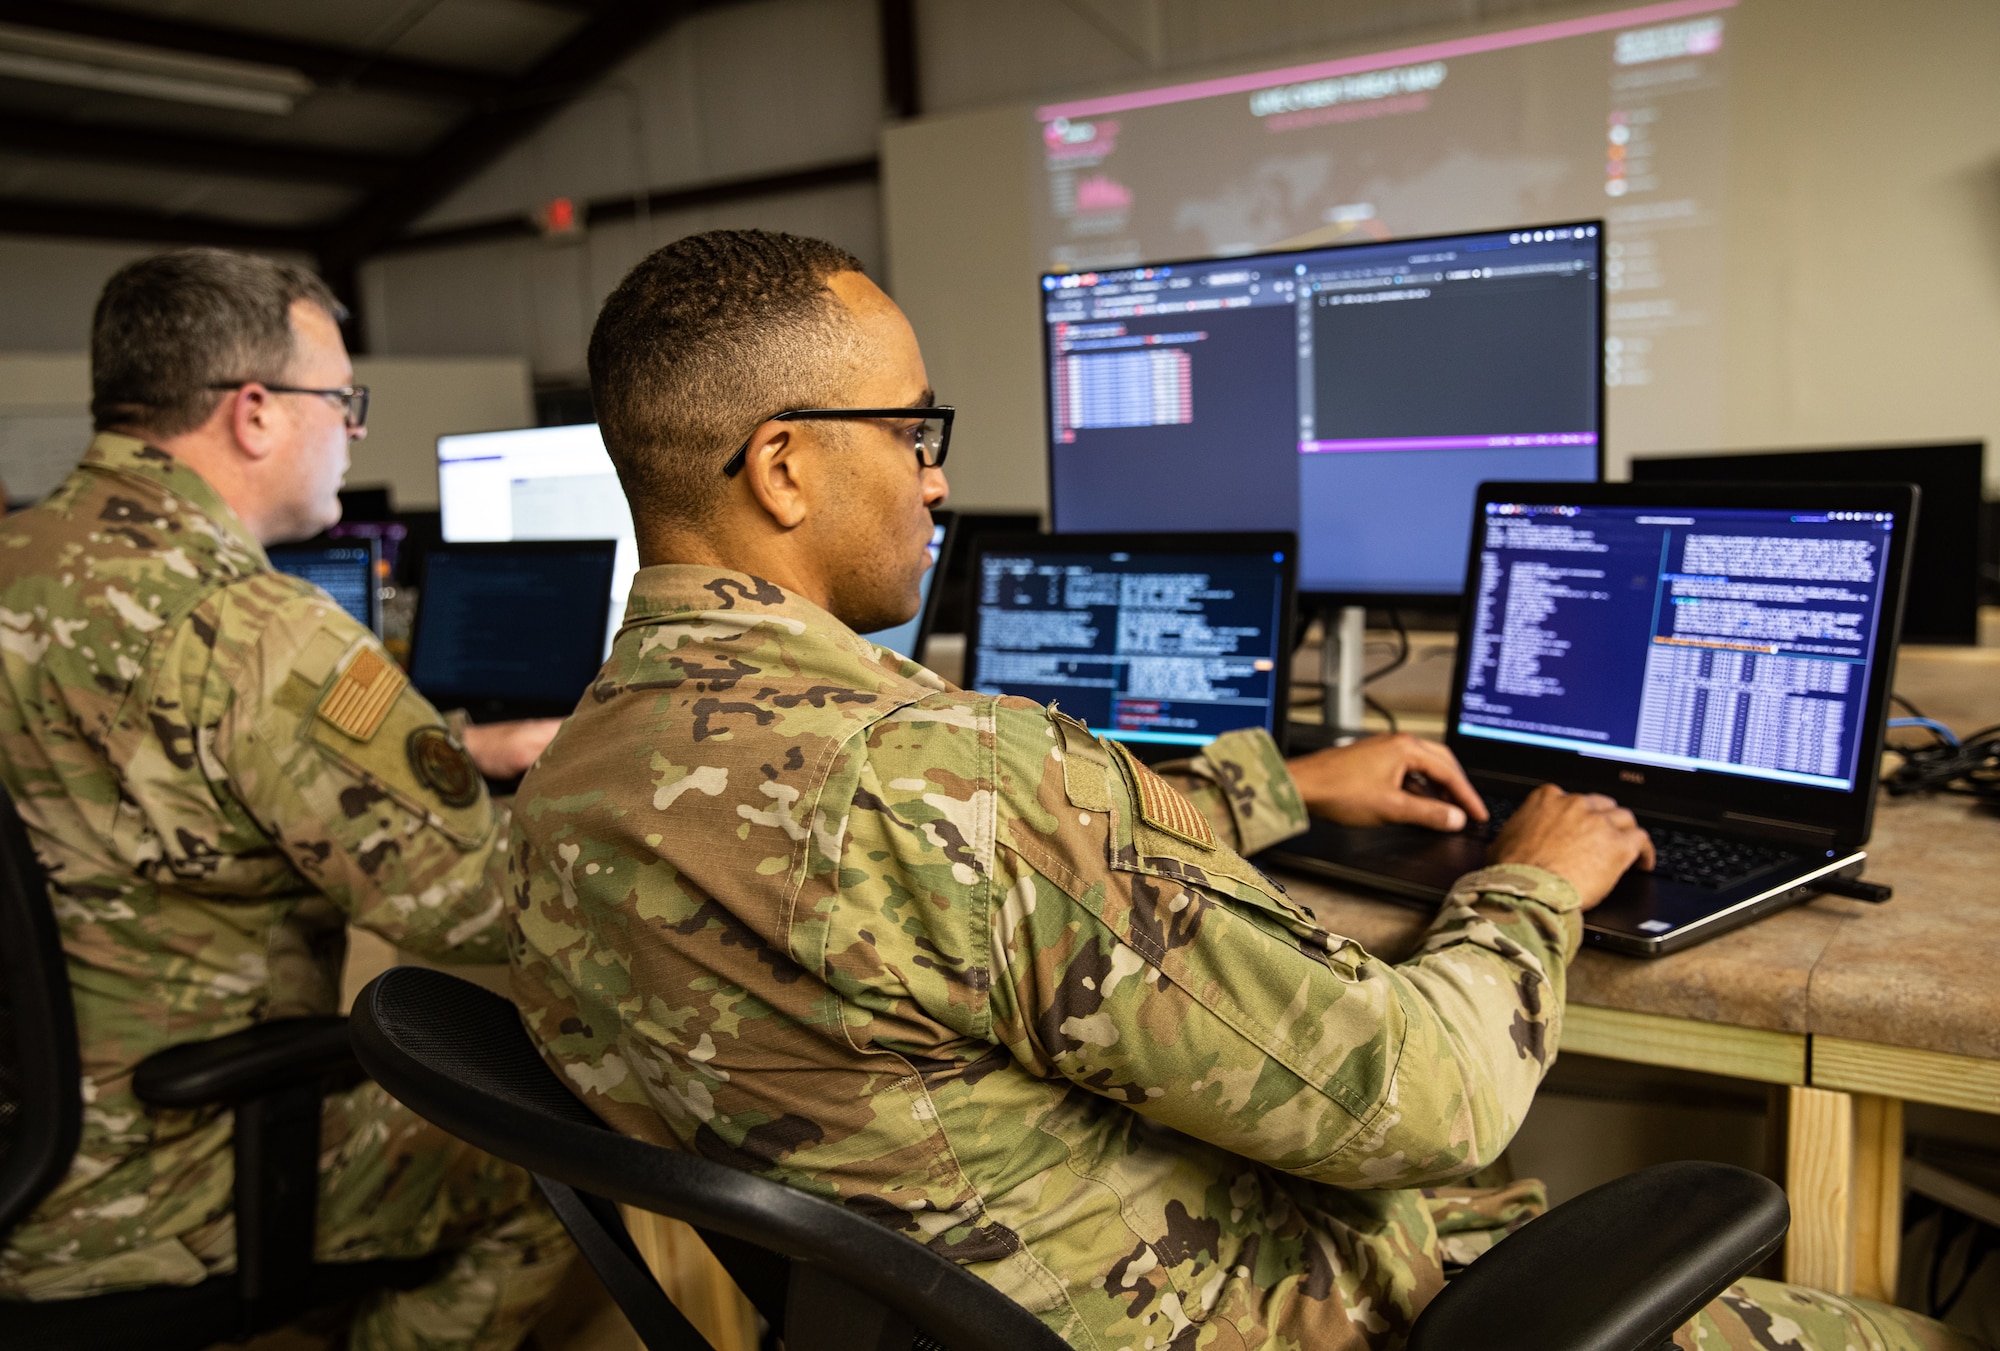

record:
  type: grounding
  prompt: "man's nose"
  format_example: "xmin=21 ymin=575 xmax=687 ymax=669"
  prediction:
xmin=921 ymin=464 xmax=948 ymax=504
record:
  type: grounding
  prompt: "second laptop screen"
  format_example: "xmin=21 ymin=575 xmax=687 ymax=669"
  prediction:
xmin=970 ymin=544 xmax=1288 ymax=748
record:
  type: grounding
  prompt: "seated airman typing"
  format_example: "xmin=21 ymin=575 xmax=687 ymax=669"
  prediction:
xmin=506 ymin=229 xmax=1981 ymax=1350
xmin=0 ymin=249 xmax=571 ymax=1350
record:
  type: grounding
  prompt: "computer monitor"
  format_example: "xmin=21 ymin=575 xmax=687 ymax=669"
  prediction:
xmin=860 ymin=512 xmax=955 ymax=661
xmin=1042 ymin=222 xmax=1603 ymax=603
xmin=1632 ymin=442 xmax=1986 ymax=645
xmin=963 ymin=532 xmax=1296 ymax=761
xmin=268 ymin=539 xmax=381 ymax=635
xmin=407 ymin=540 xmax=617 ymax=723
xmin=435 ymin=424 xmax=636 ymax=656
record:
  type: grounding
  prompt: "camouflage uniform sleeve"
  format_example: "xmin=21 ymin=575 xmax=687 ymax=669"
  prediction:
xmin=1148 ymin=726 xmax=1309 ymax=856
xmin=967 ymin=703 xmax=1582 ymax=1188
xmin=204 ymin=575 xmax=510 ymax=962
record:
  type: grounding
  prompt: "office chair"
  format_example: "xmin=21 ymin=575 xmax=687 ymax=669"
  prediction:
xmin=0 ymin=785 xmax=436 ymax=1351
xmin=353 ymin=965 xmax=1791 ymax=1351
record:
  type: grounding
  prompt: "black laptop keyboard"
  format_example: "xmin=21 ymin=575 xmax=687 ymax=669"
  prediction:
xmin=1471 ymin=797 xmax=1800 ymax=891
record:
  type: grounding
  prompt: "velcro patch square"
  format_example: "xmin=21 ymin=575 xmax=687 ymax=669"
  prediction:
xmin=316 ymin=645 xmax=407 ymax=742
xmin=1130 ymin=758 xmax=1215 ymax=850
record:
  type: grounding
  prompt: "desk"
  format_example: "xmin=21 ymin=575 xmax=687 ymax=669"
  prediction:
xmin=1264 ymin=620 xmax=2000 ymax=1304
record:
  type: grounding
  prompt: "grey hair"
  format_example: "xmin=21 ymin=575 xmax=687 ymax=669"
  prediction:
xmin=91 ymin=248 xmax=346 ymax=436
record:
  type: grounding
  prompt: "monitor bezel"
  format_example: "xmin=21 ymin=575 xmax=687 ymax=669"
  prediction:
xmin=267 ymin=536 xmax=383 ymax=637
xmin=1039 ymin=219 xmax=1606 ymax=610
xmin=963 ymin=529 xmax=1300 ymax=760
xmin=1445 ymin=479 xmax=1919 ymax=851
xmin=1632 ymin=441 xmax=1984 ymax=646
xmin=407 ymin=538 xmax=618 ymax=722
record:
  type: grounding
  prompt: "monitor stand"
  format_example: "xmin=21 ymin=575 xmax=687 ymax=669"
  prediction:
xmin=1321 ymin=605 xmax=1367 ymax=739
xmin=1288 ymin=607 xmax=1369 ymax=751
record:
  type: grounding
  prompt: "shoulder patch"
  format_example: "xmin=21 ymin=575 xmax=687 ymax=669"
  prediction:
xmin=1120 ymin=748 xmax=1216 ymax=850
xmin=407 ymin=726 xmax=483 ymax=808
xmin=316 ymin=644 xmax=408 ymax=742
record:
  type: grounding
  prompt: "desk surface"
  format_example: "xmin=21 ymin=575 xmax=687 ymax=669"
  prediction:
xmin=1274 ymin=790 xmax=2000 ymax=1059
xmin=1270 ymin=617 xmax=2000 ymax=1063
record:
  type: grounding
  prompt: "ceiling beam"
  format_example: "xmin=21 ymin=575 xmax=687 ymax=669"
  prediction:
xmin=320 ymin=0 xmax=704 ymax=267
xmin=0 ymin=0 xmax=508 ymax=102
xmin=0 ymin=113 xmax=405 ymax=185
xmin=0 ymin=195 xmax=312 ymax=251
xmin=376 ymin=156 xmax=883 ymax=257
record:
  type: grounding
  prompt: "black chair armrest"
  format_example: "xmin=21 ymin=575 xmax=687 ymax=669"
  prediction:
xmin=133 ymin=1016 xmax=356 ymax=1109
xmin=1406 ymin=1160 xmax=1789 ymax=1351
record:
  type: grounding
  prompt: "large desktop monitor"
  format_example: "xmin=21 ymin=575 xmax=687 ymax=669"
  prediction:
xmin=1632 ymin=442 xmax=1985 ymax=646
xmin=1042 ymin=221 xmax=1603 ymax=602
xmin=436 ymin=424 xmax=637 ymax=655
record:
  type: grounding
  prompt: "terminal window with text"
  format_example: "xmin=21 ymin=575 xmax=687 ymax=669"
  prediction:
xmin=1044 ymin=223 xmax=1602 ymax=597
xmin=1458 ymin=502 xmax=1896 ymax=791
xmin=970 ymin=544 xmax=1288 ymax=748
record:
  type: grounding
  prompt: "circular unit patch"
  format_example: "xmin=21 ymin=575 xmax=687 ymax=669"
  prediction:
xmin=407 ymin=726 xmax=482 ymax=808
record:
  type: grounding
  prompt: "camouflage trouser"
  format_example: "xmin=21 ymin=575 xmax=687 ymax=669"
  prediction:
xmin=314 ymin=1080 xmax=573 ymax=1351
xmin=1676 ymin=1277 xmax=1988 ymax=1350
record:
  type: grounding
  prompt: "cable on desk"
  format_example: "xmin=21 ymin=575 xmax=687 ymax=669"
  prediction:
xmin=1363 ymin=693 xmax=1398 ymax=735
xmin=1363 ymin=608 xmax=1409 ymax=686
xmin=1889 ymin=716 xmax=1961 ymax=747
xmin=1883 ymin=720 xmax=2000 ymax=803
xmin=1891 ymin=691 xmax=1930 ymax=720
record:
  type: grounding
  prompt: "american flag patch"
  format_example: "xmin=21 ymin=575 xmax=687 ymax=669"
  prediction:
xmin=1128 ymin=757 xmax=1215 ymax=850
xmin=316 ymin=645 xmax=407 ymax=742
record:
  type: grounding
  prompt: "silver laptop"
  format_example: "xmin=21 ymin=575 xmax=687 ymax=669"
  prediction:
xmin=1265 ymin=480 xmax=1918 ymax=956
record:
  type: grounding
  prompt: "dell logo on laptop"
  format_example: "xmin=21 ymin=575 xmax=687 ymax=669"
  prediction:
xmin=1619 ymin=769 xmax=1645 ymax=784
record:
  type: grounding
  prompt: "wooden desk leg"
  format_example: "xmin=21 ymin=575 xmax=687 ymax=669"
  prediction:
xmin=1851 ymin=1095 xmax=1905 ymax=1303
xmin=1786 ymin=1085 xmax=1854 ymax=1293
xmin=1783 ymin=1086 xmax=1905 ymax=1301
xmin=619 ymin=1205 xmax=760 ymax=1351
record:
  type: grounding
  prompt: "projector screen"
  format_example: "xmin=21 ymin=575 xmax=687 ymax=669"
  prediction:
xmin=1031 ymin=0 xmax=1733 ymax=454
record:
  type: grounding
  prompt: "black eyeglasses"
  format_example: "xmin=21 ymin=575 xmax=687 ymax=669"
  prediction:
xmin=208 ymin=381 xmax=369 ymax=429
xmin=723 ymin=406 xmax=954 ymax=477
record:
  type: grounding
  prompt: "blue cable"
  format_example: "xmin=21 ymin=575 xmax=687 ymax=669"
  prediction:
xmin=1888 ymin=716 xmax=1959 ymax=747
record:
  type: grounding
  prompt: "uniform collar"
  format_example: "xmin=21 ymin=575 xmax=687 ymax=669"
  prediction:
xmin=621 ymin=564 xmax=881 ymax=655
xmin=79 ymin=432 xmax=267 ymax=564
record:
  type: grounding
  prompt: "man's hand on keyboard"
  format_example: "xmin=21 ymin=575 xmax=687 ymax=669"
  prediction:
xmin=1286 ymin=733 xmax=1489 ymax=833
xmin=1487 ymin=783 xmax=1657 ymax=909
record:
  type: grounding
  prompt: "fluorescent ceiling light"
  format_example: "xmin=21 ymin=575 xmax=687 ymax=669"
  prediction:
xmin=0 ymin=22 xmax=312 ymax=115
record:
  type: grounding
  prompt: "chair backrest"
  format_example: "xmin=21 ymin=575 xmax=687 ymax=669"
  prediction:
xmin=351 ymin=966 xmax=1069 ymax=1351
xmin=0 ymin=783 xmax=83 ymax=1238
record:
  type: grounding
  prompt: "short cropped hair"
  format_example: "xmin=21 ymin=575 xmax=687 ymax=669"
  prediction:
xmin=91 ymin=248 xmax=345 ymax=436
xmin=588 ymin=229 xmax=865 ymax=526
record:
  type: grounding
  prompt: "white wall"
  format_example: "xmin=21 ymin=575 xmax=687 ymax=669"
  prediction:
xmin=883 ymin=0 xmax=2000 ymax=509
xmin=346 ymin=356 xmax=534 ymax=508
xmin=0 ymin=352 xmax=529 ymax=511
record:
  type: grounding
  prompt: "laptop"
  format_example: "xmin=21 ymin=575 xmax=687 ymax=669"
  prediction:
xmin=407 ymin=540 xmax=617 ymax=724
xmin=1263 ymin=481 xmax=1918 ymax=956
xmin=269 ymin=539 xmax=382 ymax=636
xmin=964 ymin=532 xmax=1297 ymax=764
xmin=860 ymin=510 xmax=956 ymax=662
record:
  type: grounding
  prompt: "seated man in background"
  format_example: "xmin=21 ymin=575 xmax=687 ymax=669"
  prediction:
xmin=0 ymin=249 xmax=571 ymax=1351
xmin=508 ymin=229 xmax=1979 ymax=1351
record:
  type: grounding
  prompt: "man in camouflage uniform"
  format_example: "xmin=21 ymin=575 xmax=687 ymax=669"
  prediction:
xmin=508 ymin=229 xmax=1981 ymax=1350
xmin=0 ymin=250 xmax=571 ymax=1349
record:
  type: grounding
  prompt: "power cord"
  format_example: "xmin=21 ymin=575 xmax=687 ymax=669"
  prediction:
xmin=1881 ymin=697 xmax=2000 ymax=803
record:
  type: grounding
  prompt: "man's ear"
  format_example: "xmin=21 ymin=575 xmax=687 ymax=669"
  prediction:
xmin=741 ymin=425 xmax=810 ymax=530
xmin=226 ymin=384 xmax=283 ymax=464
